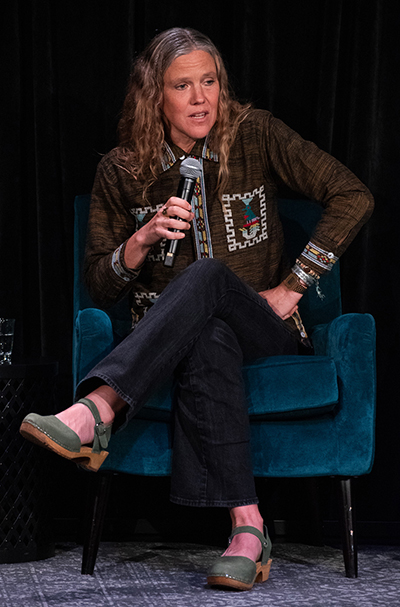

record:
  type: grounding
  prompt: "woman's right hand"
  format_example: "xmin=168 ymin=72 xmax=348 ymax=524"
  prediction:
xmin=124 ymin=197 xmax=194 ymax=269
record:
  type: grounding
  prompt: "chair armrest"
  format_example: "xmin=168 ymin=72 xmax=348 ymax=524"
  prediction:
xmin=311 ymin=313 xmax=376 ymax=474
xmin=311 ymin=312 xmax=376 ymax=370
xmin=73 ymin=308 xmax=114 ymax=388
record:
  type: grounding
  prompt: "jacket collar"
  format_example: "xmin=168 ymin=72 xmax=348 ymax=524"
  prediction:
xmin=161 ymin=136 xmax=219 ymax=172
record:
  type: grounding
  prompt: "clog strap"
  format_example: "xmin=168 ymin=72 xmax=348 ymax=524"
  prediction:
xmin=77 ymin=397 xmax=111 ymax=453
xmin=229 ymin=525 xmax=272 ymax=565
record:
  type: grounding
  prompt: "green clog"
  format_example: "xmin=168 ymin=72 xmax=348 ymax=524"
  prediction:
xmin=207 ymin=525 xmax=272 ymax=591
xmin=19 ymin=397 xmax=111 ymax=472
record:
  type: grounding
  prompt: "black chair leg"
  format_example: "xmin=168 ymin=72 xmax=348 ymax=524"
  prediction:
xmin=81 ymin=472 xmax=113 ymax=575
xmin=337 ymin=477 xmax=357 ymax=578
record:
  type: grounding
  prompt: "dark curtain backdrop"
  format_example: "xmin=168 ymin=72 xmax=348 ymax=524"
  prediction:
xmin=1 ymin=0 xmax=399 ymax=530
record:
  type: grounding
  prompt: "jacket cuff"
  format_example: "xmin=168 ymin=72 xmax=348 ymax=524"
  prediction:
xmin=111 ymin=241 xmax=143 ymax=282
xmin=298 ymin=241 xmax=338 ymax=275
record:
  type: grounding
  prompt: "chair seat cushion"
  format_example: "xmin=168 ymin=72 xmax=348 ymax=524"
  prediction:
xmin=137 ymin=355 xmax=339 ymax=422
xmin=244 ymin=355 xmax=339 ymax=420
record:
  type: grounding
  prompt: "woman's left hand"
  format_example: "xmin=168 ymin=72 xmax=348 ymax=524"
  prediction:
xmin=258 ymin=283 xmax=303 ymax=320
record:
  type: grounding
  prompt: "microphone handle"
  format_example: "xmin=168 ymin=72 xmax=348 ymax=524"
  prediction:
xmin=164 ymin=177 xmax=196 ymax=268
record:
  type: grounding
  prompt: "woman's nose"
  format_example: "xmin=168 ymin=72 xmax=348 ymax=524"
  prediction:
xmin=191 ymin=84 xmax=205 ymax=104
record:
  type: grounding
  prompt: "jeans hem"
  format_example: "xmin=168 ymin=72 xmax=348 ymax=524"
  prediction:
xmin=170 ymin=495 xmax=259 ymax=508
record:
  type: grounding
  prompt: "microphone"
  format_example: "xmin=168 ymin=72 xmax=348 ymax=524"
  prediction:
xmin=164 ymin=157 xmax=202 ymax=268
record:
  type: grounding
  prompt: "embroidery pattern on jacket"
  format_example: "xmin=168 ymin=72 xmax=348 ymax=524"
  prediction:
xmin=191 ymin=158 xmax=213 ymax=260
xmin=129 ymin=203 xmax=166 ymax=262
xmin=222 ymin=185 xmax=267 ymax=251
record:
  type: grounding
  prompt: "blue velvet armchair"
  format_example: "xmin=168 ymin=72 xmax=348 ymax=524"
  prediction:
xmin=73 ymin=194 xmax=376 ymax=577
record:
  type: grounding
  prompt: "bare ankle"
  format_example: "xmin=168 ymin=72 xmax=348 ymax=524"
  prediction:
xmin=86 ymin=386 xmax=126 ymax=416
xmin=223 ymin=506 xmax=265 ymax=561
xmin=55 ymin=386 xmax=126 ymax=446
xmin=229 ymin=505 xmax=264 ymax=531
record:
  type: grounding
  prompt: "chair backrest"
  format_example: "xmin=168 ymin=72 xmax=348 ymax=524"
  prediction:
xmin=73 ymin=195 xmax=342 ymax=338
xmin=73 ymin=194 xmax=94 ymax=319
xmin=73 ymin=195 xmax=132 ymax=340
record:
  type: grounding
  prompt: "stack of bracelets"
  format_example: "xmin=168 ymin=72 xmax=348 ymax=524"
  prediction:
xmin=285 ymin=258 xmax=324 ymax=299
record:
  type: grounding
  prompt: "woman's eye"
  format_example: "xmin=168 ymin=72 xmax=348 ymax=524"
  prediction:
xmin=204 ymin=79 xmax=216 ymax=86
xmin=175 ymin=83 xmax=187 ymax=90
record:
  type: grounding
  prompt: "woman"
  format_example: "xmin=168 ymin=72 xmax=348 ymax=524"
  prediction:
xmin=20 ymin=27 xmax=374 ymax=591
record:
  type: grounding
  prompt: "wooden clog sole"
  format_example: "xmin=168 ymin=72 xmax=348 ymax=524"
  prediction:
xmin=207 ymin=558 xmax=272 ymax=591
xmin=20 ymin=421 xmax=108 ymax=472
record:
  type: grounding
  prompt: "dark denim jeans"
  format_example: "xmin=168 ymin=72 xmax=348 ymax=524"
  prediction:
xmin=77 ymin=259 xmax=297 ymax=507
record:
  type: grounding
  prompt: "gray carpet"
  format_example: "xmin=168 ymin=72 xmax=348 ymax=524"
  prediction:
xmin=1 ymin=542 xmax=399 ymax=606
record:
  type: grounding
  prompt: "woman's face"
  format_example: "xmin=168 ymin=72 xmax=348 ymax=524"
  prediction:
xmin=162 ymin=50 xmax=220 ymax=153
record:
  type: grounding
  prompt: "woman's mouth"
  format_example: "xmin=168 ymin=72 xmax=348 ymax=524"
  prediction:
xmin=189 ymin=112 xmax=208 ymax=119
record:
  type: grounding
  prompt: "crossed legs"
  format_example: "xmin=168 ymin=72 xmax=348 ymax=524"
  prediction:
xmin=35 ymin=259 xmax=298 ymax=567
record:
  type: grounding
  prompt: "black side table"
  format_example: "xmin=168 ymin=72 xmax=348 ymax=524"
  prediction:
xmin=0 ymin=362 xmax=58 ymax=563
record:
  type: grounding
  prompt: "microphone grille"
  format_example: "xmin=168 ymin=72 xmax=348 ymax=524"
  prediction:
xmin=180 ymin=157 xmax=202 ymax=180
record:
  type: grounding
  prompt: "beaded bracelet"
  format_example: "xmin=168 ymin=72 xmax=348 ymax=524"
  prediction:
xmin=295 ymin=258 xmax=320 ymax=281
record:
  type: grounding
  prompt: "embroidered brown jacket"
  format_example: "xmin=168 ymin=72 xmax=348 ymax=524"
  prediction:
xmin=84 ymin=109 xmax=374 ymax=331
